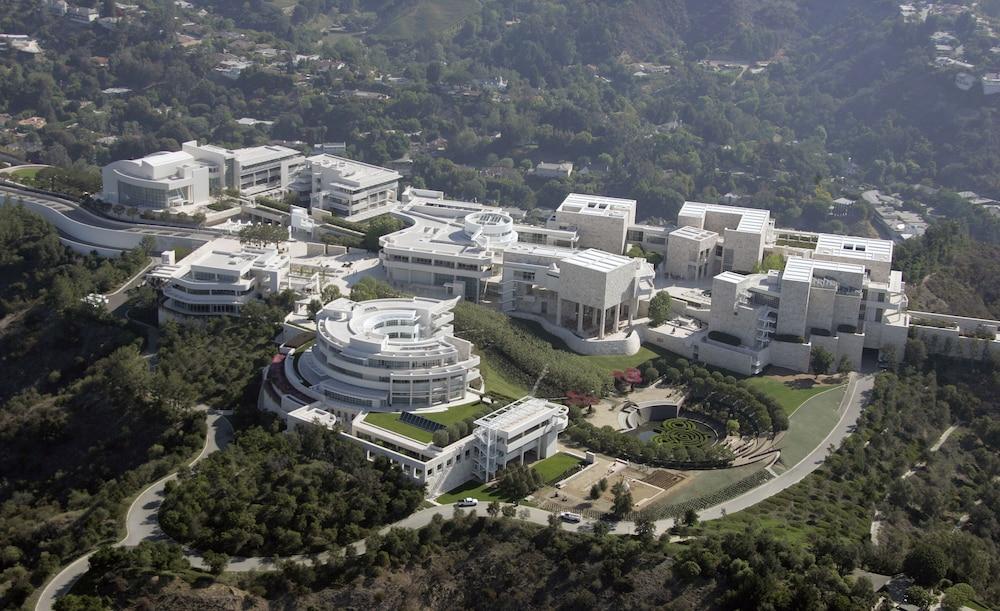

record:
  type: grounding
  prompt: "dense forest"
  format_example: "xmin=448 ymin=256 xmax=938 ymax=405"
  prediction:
xmin=1 ymin=0 xmax=999 ymax=237
xmin=160 ymin=425 xmax=424 ymax=556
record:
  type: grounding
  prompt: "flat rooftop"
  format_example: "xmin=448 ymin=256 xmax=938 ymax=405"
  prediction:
xmin=671 ymin=225 xmax=717 ymax=241
xmin=474 ymin=396 xmax=562 ymax=434
xmin=141 ymin=150 xmax=195 ymax=167
xmin=307 ymin=154 xmax=402 ymax=188
xmin=679 ymin=201 xmax=770 ymax=234
xmin=233 ymin=144 xmax=301 ymax=165
xmin=557 ymin=193 xmax=636 ymax=218
xmin=782 ymin=256 xmax=865 ymax=283
xmin=561 ymin=248 xmax=633 ymax=272
xmin=814 ymin=233 xmax=893 ymax=263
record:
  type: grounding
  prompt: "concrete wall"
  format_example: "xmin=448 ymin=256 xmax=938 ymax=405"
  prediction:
xmin=912 ymin=323 xmax=1000 ymax=361
xmin=776 ymin=279 xmax=810 ymax=337
xmin=769 ymin=340 xmax=811 ymax=372
xmin=637 ymin=324 xmax=697 ymax=360
xmin=696 ymin=340 xmax=760 ymax=376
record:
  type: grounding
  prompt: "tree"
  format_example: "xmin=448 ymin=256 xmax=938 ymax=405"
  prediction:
xmin=648 ymin=292 xmax=675 ymax=326
xmin=905 ymin=585 xmax=933 ymax=609
xmin=432 ymin=429 xmax=450 ymax=447
xmin=307 ymin=299 xmax=323 ymax=321
xmin=589 ymin=483 xmax=601 ymax=499
xmin=320 ymin=284 xmax=341 ymax=303
xmin=500 ymin=504 xmax=516 ymax=518
xmin=635 ymin=516 xmax=656 ymax=543
xmin=683 ymin=508 xmax=699 ymax=527
xmin=837 ymin=355 xmax=852 ymax=375
xmin=903 ymin=543 xmax=949 ymax=587
xmin=642 ymin=366 xmax=660 ymax=385
xmin=611 ymin=480 xmax=633 ymax=518
xmin=810 ymin=346 xmax=834 ymax=375
xmin=202 ymin=550 xmax=229 ymax=575
xmin=941 ymin=583 xmax=976 ymax=611
xmin=487 ymin=500 xmax=501 ymax=519
xmin=362 ymin=215 xmax=404 ymax=251
xmin=726 ymin=419 xmax=740 ymax=436
xmin=53 ymin=595 xmax=105 ymax=611
xmin=904 ymin=337 xmax=928 ymax=370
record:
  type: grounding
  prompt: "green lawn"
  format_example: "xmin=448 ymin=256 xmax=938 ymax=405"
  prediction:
xmin=774 ymin=384 xmax=847 ymax=469
xmin=362 ymin=402 xmax=488 ymax=444
xmin=582 ymin=346 xmax=664 ymax=375
xmin=531 ymin=452 xmax=583 ymax=484
xmin=436 ymin=479 xmax=504 ymax=504
xmin=424 ymin=402 xmax=486 ymax=426
xmin=364 ymin=412 xmax=434 ymax=443
xmin=479 ymin=355 xmax=530 ymax=400
xmin=9 ymin=167 xmax=41 ymax=181
xmin=744 ymin=375 xmax=842 ymax=416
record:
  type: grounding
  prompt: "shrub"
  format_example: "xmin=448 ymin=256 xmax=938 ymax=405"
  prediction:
xmin=452 ymin=302 xmax=612 ymax=396
xmin=708 ymin=331 xmax=740 ymax=346
xmin=773 ymin=334 xmax=805 ymax=343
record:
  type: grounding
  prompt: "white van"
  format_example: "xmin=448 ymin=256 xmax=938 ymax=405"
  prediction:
xmin=559 ymin=511 xmax=582 ymax=523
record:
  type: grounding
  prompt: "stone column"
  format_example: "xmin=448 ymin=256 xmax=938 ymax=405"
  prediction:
xmin=577 ymin=303 xmax=584 ymax=335
xmin=599 ymin=306 xmax=607 ymax=339
xmin=556 ymin=298 xmax=563 ymax=328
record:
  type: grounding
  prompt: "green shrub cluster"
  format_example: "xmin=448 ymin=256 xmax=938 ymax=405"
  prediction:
xmin=708 ymin=331 xmax=741 ymax=346
xmin=564 ymin=420 xmax=734 ymax=469
xmin=452 ymin=301 xmax=612 ymax=396
xmin=160 ymin=426 xmax=423 ymax=556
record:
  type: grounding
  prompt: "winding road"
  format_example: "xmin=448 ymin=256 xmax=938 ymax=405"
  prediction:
xmin=36 ymin=373 xmax=875 ymax=609
xmin=35 ymin=408 xmax=234 ymax=611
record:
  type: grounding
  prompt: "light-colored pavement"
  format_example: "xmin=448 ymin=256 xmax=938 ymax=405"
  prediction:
xmin=0 ymin=183 xmax=218 ymax=240
xmin=39 ymin=374 xmax=876 ymax=607
xmin=104 ymin=257 xmax=157 ymax=313
xmin=35 ymin=408 xmax=233 ymax=611
xmin=930 ymin=423 xmax=958 ymax=452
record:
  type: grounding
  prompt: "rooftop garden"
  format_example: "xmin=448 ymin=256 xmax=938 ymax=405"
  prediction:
xmin=363 ymin=401 xmax=488 ymax=444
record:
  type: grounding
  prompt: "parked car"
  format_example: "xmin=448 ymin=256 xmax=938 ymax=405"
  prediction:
xmin=559 ymin=511 xmax=582 ymax=523
xmin=456 ymin=497 xmax=479 ymax=507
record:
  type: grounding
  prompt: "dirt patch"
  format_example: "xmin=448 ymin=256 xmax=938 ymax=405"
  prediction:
xmin=542 ymin=456 xmax=685 ymax=513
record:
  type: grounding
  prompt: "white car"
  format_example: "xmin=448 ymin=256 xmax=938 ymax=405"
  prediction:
xmin=456 ymin=497 xmax=479 ymax=507
xmin=559 ymin=511 xmax=582 ymax=523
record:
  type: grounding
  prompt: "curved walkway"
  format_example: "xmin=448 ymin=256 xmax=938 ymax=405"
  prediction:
xmin=39 ymin=374 xmax=875 ymax=608
xmin=35 ymin=408 xmax=233 ymax=611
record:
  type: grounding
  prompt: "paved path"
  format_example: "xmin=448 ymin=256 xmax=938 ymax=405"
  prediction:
xmin=35 ymin=408 xmax=233 ymax=611
xmin=930 ymin=424 xmax=958 ymax=452
xmin=0 ymin=183 xmax=218 ymax=240
xmin=39 ymin=374 xmax=876 ymax=605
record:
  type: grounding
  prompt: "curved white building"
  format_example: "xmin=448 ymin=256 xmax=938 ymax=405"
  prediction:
xmin=148 ymin=238 xmax=289 ymax=322
xmin=304 ymin=296 xmax=481 ymax=410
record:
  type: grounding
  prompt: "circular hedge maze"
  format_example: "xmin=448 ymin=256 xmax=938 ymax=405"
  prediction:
xmin=651 ymin=418 xmax=716 ymax=449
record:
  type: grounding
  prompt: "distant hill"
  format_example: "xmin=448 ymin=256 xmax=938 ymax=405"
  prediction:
xmin=369 ymin=0 xmax=483 ymax=39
